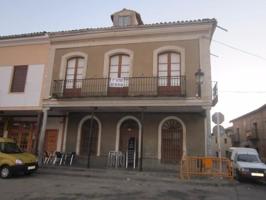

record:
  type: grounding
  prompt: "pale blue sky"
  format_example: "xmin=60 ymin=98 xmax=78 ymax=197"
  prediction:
xmin=1 ymin=0 xmax=266 ymax=127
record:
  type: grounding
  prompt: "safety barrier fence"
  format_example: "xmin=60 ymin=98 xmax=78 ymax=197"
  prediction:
xmin=180 ymin=156 xmax=233 ymax=179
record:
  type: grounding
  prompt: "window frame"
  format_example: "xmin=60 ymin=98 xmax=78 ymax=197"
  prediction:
xmin=64 ymin=56 xmax=85 ymax=89
xmin=10 ymin=65 xmax=28 ymax=93
xmin=118 ymin=15 xmax=131 ymax=27
xmin=157 ymin=51 xmax=181 ymax=87
xmin=108 ymin=54 xmax=130 ymax=79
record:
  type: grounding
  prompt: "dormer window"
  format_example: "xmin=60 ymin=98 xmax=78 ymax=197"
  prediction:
xmin=118 ymin=16 xmax=131 ymax=27
xmin=111 ymin=8 xmax=143 ymax=27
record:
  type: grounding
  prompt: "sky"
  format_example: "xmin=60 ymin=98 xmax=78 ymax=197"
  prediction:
xmin=1 ymin=0 xmax=266 ymax=128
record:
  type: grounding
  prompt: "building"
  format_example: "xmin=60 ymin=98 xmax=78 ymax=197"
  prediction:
xmin=0 ymin=33 xmax=50 ymax=153
xmin=211 ymin=127 xmax=232 ymax=158
xmin=230 ymin=104 xmax=266 ymax=161
xmin=39 ymin=9 xmax=218 ymax=171
xmin=0 ymin=9 xmax=218 ymax=171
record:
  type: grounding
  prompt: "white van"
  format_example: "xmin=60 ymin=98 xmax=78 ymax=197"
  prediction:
xmin=229 ymin=147 xmax=266 ymax=181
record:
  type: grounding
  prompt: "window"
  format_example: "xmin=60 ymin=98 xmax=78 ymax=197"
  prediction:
xmin=224 ymin=138 xmax=227 ymax=144
xmin=215 ymin=137 xmax=218 ymax=144
xmin=158 ymin=52 xmax=181 ymax=86
xmin=109 ymin=54 xmax=130 ymax=86
xmin=10 ymin=65 xmax=28 ymax=92
xmin=65 ymin=57 xmax=84 ymax=89
xmin=118 ymin=16 xmax=131 ymax=27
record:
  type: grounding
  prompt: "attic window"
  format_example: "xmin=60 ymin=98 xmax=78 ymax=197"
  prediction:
xmin=118 ymin=16 xmax=131 ymax=27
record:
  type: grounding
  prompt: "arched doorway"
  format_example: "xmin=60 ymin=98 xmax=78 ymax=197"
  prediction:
xmin=161 ymin=119 xmax=183 ymax=163
xmin=79 ymin=119 xmax=99 ymax=156
xmin=119 ymin=119 xmax=139 ymax=167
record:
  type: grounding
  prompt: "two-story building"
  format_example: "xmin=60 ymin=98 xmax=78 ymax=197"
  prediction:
xmin=0 ymin=33 xmax=64 ymax=155
xmin=36 ymin=9 xmax=217 ymax=171
xmin=230 ymin=104 xmax=266 ymax=161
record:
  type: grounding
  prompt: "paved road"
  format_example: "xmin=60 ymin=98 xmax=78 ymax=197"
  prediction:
xmin=0 ymin=168 xmax=265 ymax=200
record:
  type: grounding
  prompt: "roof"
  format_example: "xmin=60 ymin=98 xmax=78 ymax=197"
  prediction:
xmin=0 ymin=18 xmax=217 ymax=40
xmin=230 ymin=104 xmax=266 ymax=122
xmin=0 ymin=31 xmax=47 ymax=40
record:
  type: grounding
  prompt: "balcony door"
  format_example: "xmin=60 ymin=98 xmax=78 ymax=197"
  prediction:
xmin=158 ymin=52 xmax=181 ymax=96
xmin=64 ymin=57 xmax=84 ymax=97
xmin=108 ymin=54 xmax=130 ymax=96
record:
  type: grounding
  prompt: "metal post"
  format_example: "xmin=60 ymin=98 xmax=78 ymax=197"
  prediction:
xmin=34 ymin=112 xmax=43 ymax=155
xmin=217 ymin=115 xmax=222 ymax=175
xmin=87 ymin=108 xmax=96 ymax=168
xmin=139 ymin=108 xmax=144 ymax=171
xmin=38 ymin=108 xmax=49 ymax=166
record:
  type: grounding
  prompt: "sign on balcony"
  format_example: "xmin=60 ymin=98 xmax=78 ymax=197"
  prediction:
xmin=109 ymin=78 xmax=127 ymax=88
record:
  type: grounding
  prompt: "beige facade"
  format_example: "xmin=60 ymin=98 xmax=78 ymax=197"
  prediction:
xmin=0 ymin=9 xmax=217 ymax=170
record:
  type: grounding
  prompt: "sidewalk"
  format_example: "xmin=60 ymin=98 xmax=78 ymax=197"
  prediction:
xmin=38 ymin=165 xmax=234 ymax=186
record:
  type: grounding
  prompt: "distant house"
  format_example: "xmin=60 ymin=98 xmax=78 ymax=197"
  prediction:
xmin=211 ymin=127 xmax=232 ymax=158
xmin=230 ymin=104 xmax=266 ymax=161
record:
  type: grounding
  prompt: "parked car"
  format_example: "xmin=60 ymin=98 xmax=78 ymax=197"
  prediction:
xmin=0 ymin=137 xmax=38 ymax=178
xmin=229 ymin=147 xmax=266 ymax=181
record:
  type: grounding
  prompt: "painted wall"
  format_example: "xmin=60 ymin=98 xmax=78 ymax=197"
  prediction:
xmin=52 ymin=40 xmax=200 ymax=98
xmin=0 ymin=43 xmax=49 ymax=110
xmin=0 ymin=64 xmax=44 ymax=108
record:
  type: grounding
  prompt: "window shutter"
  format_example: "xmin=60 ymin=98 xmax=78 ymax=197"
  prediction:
xmin=11 ymin=65 xmax=28 ymax=92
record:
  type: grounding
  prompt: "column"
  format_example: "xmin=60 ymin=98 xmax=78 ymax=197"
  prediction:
xmin=204 ymin=107 xmax=211 ymax=156
xmin=38 ymin=108 xmax=49 ymax=166
xmin=138 ymin=108 xmax=145 ymax=171
xmin=3 ymin=118 xmax=9 ymax=138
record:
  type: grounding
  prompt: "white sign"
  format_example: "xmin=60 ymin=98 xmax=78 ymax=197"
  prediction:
xmin=109 ymin=78 xmax=126 ymax=88
xmin=212 ymin=125 xmax=225 ymax=136
xmin=212 ymin=112 xmax=224 ymax=125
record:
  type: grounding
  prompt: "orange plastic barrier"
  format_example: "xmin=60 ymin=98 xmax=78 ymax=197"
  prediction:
xmin=180 ymin=156 xmax=233 ymax=179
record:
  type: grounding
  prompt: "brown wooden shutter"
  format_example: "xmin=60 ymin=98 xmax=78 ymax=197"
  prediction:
xmin=10 ymin=65 xmax=28 ymax=92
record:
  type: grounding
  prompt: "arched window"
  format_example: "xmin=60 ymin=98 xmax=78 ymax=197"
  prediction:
xmin=158 ymin=52 xmax=181 ymax=95
xmin=108 ymin=54 xmax=130 ymax=95
xmin=64 ymin=57 xmax=85 ymax=96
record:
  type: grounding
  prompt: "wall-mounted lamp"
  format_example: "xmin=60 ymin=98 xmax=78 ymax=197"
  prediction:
xmin=195 ymin=68 xmax=204 ymax=97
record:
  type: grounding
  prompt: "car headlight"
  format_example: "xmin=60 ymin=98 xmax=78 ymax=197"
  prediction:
xmin=15 ymin=159 xmax=23 ymax=165
xmin=240 ymin=168 xmax=249 ymax=172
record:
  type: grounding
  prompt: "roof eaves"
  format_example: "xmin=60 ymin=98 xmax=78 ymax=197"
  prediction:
xmin=0 ymin=31 xmax=47 ymax=40
xmin=49 ymin=18 xmax=217 ymax=37
xmin=230 ymin=104 xmax=266 ymax=122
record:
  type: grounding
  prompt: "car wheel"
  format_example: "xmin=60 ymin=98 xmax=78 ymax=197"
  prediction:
xmin=1 ymin=166 xmax=11 ymax=178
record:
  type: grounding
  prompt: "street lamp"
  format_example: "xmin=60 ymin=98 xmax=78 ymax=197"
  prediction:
xmin=195 ymin=68 xmax=204 ymax=97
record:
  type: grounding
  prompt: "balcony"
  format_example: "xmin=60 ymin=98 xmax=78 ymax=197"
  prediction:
xmin=52 ymin=76 xmax=186 ymax=98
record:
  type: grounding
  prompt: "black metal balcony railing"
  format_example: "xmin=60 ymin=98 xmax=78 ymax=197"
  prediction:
xmin=52 ymin=76 xmax=186 ymax=98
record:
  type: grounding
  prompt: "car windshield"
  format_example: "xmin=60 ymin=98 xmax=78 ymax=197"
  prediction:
xmin=0 ymin=142 xmax=22 ymax=154
xmin=237 ymin=154 xmax=260 ymax=163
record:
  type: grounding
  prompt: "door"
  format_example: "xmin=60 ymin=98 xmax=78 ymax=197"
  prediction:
xmin=80 ymin=119 xmax=98 ymax=156
xmin=64 ymin=57 xmax=84 ymax=97
xmin=161 ymin=119 xmax=183 ymax=164
xmin=44 ymin=130 xmax=58 ymax=154
xmin=119 ymin=119 xmax=139 ymax=167
xmin=158 ymin=52 xmax=181 ymax=96
xmin=108 ymin=54 xmax=130 ymax=96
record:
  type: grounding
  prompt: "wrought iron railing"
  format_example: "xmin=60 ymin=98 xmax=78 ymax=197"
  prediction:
xmin=52 ymin=76 xmax=186 ymax=98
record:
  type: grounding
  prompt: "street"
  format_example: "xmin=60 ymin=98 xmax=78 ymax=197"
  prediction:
xmin=0 ymin=168 xmax=266 ymax=200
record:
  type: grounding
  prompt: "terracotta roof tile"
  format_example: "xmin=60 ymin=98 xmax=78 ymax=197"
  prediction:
xmin=0 ymin=18 xmax=217 ymax=40
xmin=0 ymin=31 xmax=47 ymax=40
